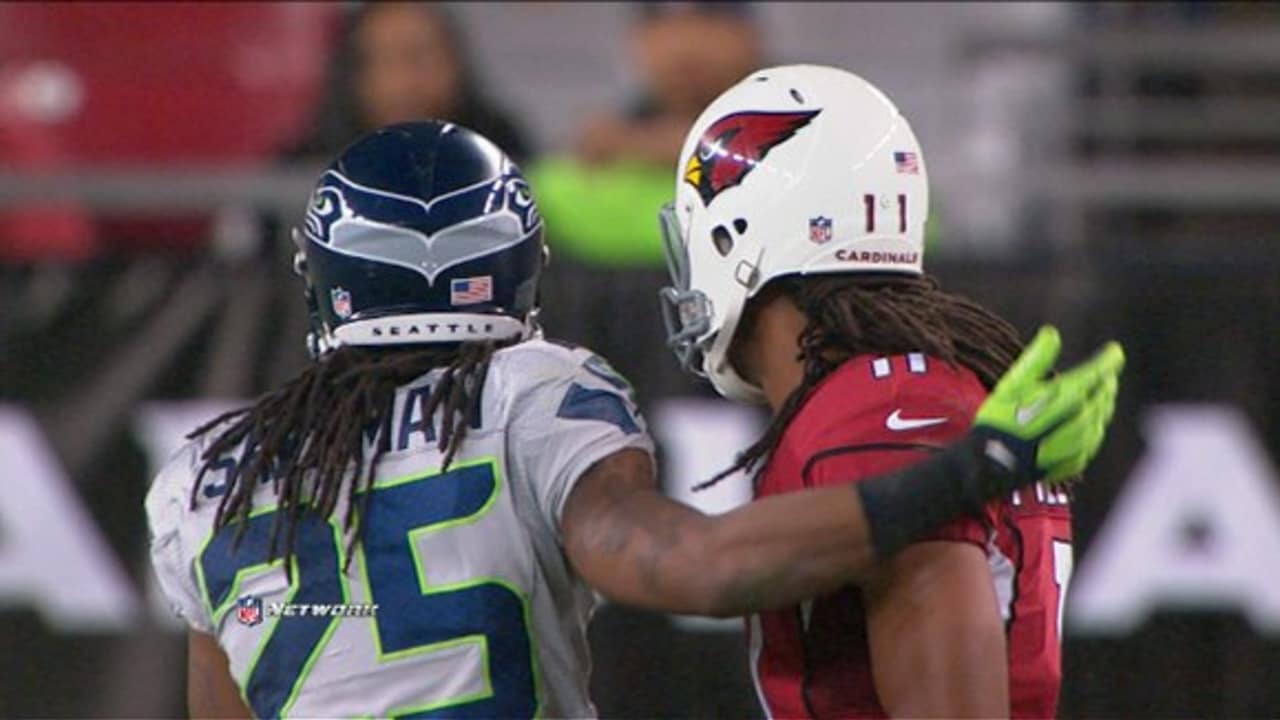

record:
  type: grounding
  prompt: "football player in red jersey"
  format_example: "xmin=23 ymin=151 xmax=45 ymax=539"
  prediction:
xmin=660 ymin=64 xmax=1097 ymax=718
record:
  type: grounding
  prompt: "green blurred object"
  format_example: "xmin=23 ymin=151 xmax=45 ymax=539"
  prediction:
xmin=528 ymin=156 xmax=944 ymax=267
xmin=528 ymin=157 xmax=672 ymax=267
xmin=924 ymin=200 xmax=942 ymax=254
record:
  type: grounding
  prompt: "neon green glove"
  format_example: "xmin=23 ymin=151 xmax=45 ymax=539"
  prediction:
xmin=973 ymin=326 xmax=1125 ymax=485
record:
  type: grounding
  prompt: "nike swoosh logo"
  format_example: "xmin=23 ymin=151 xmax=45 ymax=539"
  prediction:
xmin=1015 ymin=396 xmax=1049 ymax=425
xmin=886 ymin=409 xmax=948 ymax=432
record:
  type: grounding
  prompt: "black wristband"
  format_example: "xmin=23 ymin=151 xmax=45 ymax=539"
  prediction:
xmin=855 ymin=433 xmax=1024 ymax=558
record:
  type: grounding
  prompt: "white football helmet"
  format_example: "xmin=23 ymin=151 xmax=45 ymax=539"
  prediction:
xmin=659 ymin=64 xmax=929 ymax=403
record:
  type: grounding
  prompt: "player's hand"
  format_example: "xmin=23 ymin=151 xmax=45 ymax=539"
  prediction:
xmin=972 ymin=326 xmax=1125 ymax=485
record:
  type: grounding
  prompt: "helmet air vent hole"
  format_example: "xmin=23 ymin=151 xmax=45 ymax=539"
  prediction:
xmin=711 ymin=225 xmax=734 ymax=256
xmin=755 ymin=75 xmax=769 ymax=82
xmin=790 ymin=88 xmax=804 ymax=104
xmin=733 ymin=218 xmax=748 ymax=235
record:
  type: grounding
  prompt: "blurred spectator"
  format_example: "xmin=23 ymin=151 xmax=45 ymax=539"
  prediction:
xmin=239 ymin=2 xmax=532 ymax=265
xmin=529 ymin=2 xmax=763 ymax=407
xmin=532 ymin=2 xmax=761 ymax=267
xmin=577 ymin=2 xmax=761 ymax=168
xmin=287 ymin=2 xmax=531 ymax=163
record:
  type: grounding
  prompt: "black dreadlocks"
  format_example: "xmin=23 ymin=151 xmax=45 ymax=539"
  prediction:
xmin=698 ymin=273 xmax=1024 ymax=490
xmin=188 ymin=340 xmax=507 ymax=570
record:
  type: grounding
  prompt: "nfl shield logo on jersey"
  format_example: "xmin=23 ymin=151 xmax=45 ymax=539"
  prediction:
xmin=236 ymin=595 xmax=264 ymax=627
xmin=809 ymin=216 xmax=833 ymax=244
xmin=330 ymin=287 xmax=353 ymax=319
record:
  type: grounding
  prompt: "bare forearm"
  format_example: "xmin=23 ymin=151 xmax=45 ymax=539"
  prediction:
xmin=704 ymin=432 xmax=1042 ymax=614
xmin=696 ymin=484 xmax=878 ymax=615
xmin=562 ymin=450 xmax=712 ymax=611
xmin=563 ymin=450 xmax=880 ymax=616
xmin=564 ymin=435 xmax=1035 ymax=617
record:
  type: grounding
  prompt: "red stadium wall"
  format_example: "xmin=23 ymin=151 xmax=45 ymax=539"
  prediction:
xmin=0 ymin=2 xmax=340 ymax=258
xmin=0 ymin=2 xmax=337 ymax=161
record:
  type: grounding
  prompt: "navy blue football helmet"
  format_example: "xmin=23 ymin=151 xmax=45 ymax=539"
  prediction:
xmin=293 ymin=121 xmax=545 ymax=356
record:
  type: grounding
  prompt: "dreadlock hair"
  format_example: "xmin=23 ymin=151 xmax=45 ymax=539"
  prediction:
xmin=187 ymin=340 xmax=508 ymax=571
xmin=696 ymin=273 xmax=1024 ymax=490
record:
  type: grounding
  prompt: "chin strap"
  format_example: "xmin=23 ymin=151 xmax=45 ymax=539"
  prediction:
xmin=293 ymin=248 xmax=331 ymax=359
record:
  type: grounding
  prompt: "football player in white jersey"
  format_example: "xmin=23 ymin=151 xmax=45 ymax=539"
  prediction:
xmin=147 ymin=122 xmax=1122 ymax=718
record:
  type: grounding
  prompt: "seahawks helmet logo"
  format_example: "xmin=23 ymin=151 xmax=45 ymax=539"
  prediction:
xmin=303 ymin=166 xmax=541 ymax=285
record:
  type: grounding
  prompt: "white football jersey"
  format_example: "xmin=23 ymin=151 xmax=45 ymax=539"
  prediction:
xmin=146 ymin=340 xmax=653 ymax=719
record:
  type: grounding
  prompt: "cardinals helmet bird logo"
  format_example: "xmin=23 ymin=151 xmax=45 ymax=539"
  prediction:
xmin=683 ymin=110 xmax=819 ymax=206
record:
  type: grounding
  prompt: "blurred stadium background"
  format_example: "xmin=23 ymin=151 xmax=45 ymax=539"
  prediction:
xmin=2 ymin=1 xmax=1279 ymax=717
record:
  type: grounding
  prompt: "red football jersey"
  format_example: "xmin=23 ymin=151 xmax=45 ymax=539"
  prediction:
xmin=748 ymin=353 xmax=1072 ymax=719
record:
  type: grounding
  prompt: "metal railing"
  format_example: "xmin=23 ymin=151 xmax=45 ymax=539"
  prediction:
xmin=0 ymin=165 xmax=324 ymax=214
xmin=959 ymin=21 xmax=1280 ymax=246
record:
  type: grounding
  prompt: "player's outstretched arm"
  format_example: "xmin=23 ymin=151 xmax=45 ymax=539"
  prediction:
xmin=561 ymin=327 xmax=1124 ymax=617
xmin=562 ymin=447 xmax=881 ymax=617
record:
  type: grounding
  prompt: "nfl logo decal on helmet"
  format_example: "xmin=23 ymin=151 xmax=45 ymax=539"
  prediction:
xmin=809 ymin=216 xmax=833 ymax=244
xmin=293 ymin=121 xmax=545 ymax=356
xmin=237 ymin=595 xmax=263 ymax=627
xmin=660 ymin=65 xmax=929 ymax=403
xmin=330 ymin=287 xmax=353 ymax=319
